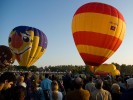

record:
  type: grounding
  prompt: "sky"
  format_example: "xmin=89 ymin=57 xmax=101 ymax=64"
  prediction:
xmin=0 ymin=0 xmax=133 ymax=67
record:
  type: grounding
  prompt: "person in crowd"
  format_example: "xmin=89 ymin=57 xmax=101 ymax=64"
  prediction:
xmin=103 ymin=76 xmax=112 ymax=93
xmin=58 ymin=79 xmax=66 ymax=100
xmin=24 ymin=72 xmax=32 ymax=100
xmin=0 ymin=72 xmax=16 ymax=99
xmin=17 ymin=75 xmax=27 ymax=88
xmin=0 ymin=72 xmax=16 ymax=91
xmin=111 ymin=83 xmax=122 ymax=100
xmin=120 ymin=78 xmax=133 ymax=100
xmin=12 ymin=85 xmax=27 ymax=100
xmin=31 ymin=79 xmax=45 ymax=100
xmin=103 ymin=80 xmax=112 ymax=93
xmin=41 ymin=73 xmax=52 ymax=100
xmin=50 ymin=80 xmax=63 ymax=100
xmin=62 ymin=73 xmax=72 ymax=93
xmin=65 ymin=77 xmax=90 ymax=100
xmin=51 ymin=74 xmax=57 ymax=81
xmin=91 ymin=79 xmax=112 ymax=100
xmin=51 ymin=75 xmax=66 ymax=100
xmin=85 ymin=76 xmax=96 ymax=94
xmin=38 ymin=74 xmax=44 ymax=85
xmin=117 ymin=76 xmax=127 ymax=93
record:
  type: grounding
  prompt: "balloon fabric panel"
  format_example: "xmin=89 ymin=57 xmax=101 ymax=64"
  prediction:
xmin=74 ymin=2 xmax=124 ymax=21
xmin=27 ymin=30 xmax=43 ymax=66
xmin=73 ymin=32 xmax=122 ymax=51
xmin=72 ymin=13 xmax=125 ymax=40
xmin=28 ymin=31 xmax=47 ymax=66
xmin=27 ymin=32 xmax=39 ymax=66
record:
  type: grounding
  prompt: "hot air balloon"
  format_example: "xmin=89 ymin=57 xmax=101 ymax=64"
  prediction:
xmin=0 ymin=45 xmax=15 ymax=69
xmin=8 ymin=26 xmax=48 ymax=67
xmin=94 ymin=64 xmax=120 ymax=76
xmin=72 ymin=2 xmax=126 ymax=66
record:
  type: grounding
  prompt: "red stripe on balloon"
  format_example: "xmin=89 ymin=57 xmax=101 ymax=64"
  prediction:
xmin=73 ymin=31 xmax=122 ymax=51
xmin=80 ymin=53 xmax=108 ymax=66
xmin=74 ymin=2 xmax=125 ymax=22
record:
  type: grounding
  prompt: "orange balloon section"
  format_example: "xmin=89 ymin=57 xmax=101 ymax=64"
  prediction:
xmin=72 ymin=2 xmax=126 ymax=66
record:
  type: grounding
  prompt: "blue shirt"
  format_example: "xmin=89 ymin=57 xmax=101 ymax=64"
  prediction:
xmin=41 ymin=78 xmax=52 ymax=90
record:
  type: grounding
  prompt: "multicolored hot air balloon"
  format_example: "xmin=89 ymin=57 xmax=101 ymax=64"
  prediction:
xmin=0 ymin=45 xmax=15 ymax=69
xmin=8 ymin=26 xmax=48 ymax=67
xmin=72 ymin=2 xmax=126 ymax=66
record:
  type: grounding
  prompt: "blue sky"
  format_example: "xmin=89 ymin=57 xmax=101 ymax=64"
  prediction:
xmin=0 ymin=0 xmax=133 ymax=67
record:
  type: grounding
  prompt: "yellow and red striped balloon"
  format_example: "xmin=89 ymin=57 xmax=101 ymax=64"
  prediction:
xmin=72 ymin=2 xmax=126 ymax=66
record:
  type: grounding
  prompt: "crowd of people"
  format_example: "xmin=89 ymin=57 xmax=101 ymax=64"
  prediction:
xmin=0 ymin=71 xmax=133 ymax=100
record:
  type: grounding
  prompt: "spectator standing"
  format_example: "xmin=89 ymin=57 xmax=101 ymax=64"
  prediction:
xmin=31 ymin=80 xmax=45 ymax=100
xmin=41 ymin=73 xmax=52 ymax=100
xmin=111 ymin=83 xmax=121 ymax=100
xmin=24 ymin=72 xmax=32 ymax=100
xmin=50 ymin=80 xmax=63 ymax=100
xmin=121 ymin=78 xmax=133 ymax=100
xmin=12 ymin=85 xmax=27 ymax=100
xmin=0 ymin=72 xmax=16 ymax=100
xmin=66 ymin=77 xmax=90 ymax=100
xmin=85 ymin=76 xmax=96 ymax=94
xmin=91 ymin=79 xmax=112 ymax=100
xmin=17 ymin=76 xmax=27 ymax=88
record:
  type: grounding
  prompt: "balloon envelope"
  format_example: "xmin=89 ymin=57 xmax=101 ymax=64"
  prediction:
xmin=94 ymin=64 xmax=120 ymax=76
xmin=72 ymin=2 xmax=126 ymax=66
xmin=0 ymin=45 xmax=15 ymax=69
xmin=8 ymin=26 xmax=48 ymax=67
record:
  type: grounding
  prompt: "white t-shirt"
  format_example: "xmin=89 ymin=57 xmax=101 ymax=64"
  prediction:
xmin=19 ymin=82 xmax=27 ymax=88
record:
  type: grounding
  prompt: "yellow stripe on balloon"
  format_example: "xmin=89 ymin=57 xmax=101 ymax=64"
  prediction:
xmin=27 ymin=36 xmax=40 ymax=66
xmin=27 ymin=47 xmax=45 ymax=67
xmin=72 ymin=12 xmax=126 ymax=40
xmin=29 ymin=49 xmax=46 ymax=66
xmin=76 ymin=45 xmax=114 ymax=58
xmin=30 ymin=46 xmax=42 ymax=65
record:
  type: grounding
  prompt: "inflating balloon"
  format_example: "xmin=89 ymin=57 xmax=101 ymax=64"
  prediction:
xmin=0 ymin=45 xmax=15 ymax=69
xmin=8 ymin=26 xmax=48 ymax=67
xmin=94 ymin=64 xmax=120 ymax=76
xmin=72 ymin=2 xmax=126 ymax=66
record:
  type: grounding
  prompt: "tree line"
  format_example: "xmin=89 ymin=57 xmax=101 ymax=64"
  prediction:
xmin=3 ymin=63 xmax=133 ymax=76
